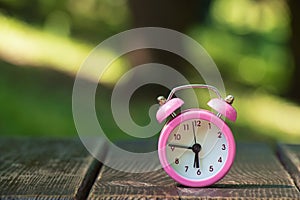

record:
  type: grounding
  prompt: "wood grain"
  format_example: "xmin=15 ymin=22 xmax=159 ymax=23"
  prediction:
xmin=88 ymin=139 xmax=179 ymax=199
xmin=277 ymin=143 xmax=300 ymax=190
xmin=1 ymin=138 xmax=299 ymax=199
xmin=0 ymin=137 xmax=103 ymax=200
xmin=178 ymin=143 xmax=300 ymax=199
xmin=89 ymin=167 xmax=179 ymax=199
xmin=90 ymin=142 xmax=300 ymax=199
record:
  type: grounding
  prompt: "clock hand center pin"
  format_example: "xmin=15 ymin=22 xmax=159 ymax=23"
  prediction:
xmin=192 ymin=143 xmax=201 ymax=168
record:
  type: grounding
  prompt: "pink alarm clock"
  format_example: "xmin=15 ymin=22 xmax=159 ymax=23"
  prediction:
xmin=156 ymin=84 xmax=237 ymax=187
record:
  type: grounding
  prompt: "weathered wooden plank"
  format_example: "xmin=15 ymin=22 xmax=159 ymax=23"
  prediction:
xmin=90 ymin=142 xmax=300 ymax=199
xmin=88 ymin=140 xmax=179 ymax=199
xmin=89 ymin=167 xmax=179 ymax=200
xmin=178 ymin=143 xmax=300 ymax=199
xmin=277 ymin=143 xmax=300 ymax=190
xmin=0 ymin=137 xmax=103 ymax=199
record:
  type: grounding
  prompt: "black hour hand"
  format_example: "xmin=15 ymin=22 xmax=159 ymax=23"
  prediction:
xmin=193 ymin=152 xmax=200 ymax=168
xmin=192 ymin=143 xmax=201 ymax=168
xmin=168 ymin=144 xmax=193 ymax=150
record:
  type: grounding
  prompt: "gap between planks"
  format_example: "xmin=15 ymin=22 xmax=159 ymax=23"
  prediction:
xmin=88 ymin=142 xmax=300 ymax=199
xmin=76 ymin=138 xmax=109 ymax=200
xmin=277 ymin=143 xmax=300 ymax=193
xmin=75 ymin=157 xmax=103 ymax=200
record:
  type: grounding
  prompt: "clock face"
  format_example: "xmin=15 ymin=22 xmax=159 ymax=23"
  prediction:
xmin=158 ymin=109 xmax=235 ymax=187
xmin=166 ymin=118 xmax=228 ymax=180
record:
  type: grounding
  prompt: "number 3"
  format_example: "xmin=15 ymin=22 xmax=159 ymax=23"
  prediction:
xmin=222 ymin=144 xmax=226 ymax=150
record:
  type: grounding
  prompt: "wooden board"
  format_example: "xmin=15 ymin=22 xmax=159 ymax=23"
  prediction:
xmin=89 ymin=142 xmax=300 ymax=199
xmin=277 ymin=143 xmax=300 ymax=190
xmin=88 ymin=140 xmax=179 ymax=199
xmin=0 ymin=137 xmax=102 ymax=199
xmin=0 ymin=138 xmax=299 ymax=199
xmin=178 ymin=143 xmax=300 ymax=199
xmin=88 ymin=167 xmax=179 ymax=199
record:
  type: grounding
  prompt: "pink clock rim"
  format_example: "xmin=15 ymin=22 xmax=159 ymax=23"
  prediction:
xmin=158 ymin=109 xmax=236 ymax=187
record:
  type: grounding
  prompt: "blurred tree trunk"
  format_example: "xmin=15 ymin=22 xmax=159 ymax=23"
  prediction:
xmin=126 ymin=0 xmax=212 ymax=98
xmin=287 ymin=0 xmax=300 ymax=102
xmin=127 ymin=0 xmax=211 ymax=67
xmin=128 ymin=0 xmax=207 ymax=31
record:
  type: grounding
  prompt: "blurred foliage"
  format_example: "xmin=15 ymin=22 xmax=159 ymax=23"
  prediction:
xmin=0 ymin=13 xmax=130 ymax=85
xmin=189 ymin=0 xmax=292 ymax=94
xmin=0 ymin=60 xmax=76 ymax=137
xmin=0 ymin=0 xmax=130 ymax=43
xmin=0 ymin=0 xmax=299 ymax=144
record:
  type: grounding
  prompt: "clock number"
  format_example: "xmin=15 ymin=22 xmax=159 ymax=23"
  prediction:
xmin=209 ymin=165 xmax=214 ymax=172
xmin=197 ymin=169 xmax=201 ymax=175
xmin=218 ymin=132 xmax=222 ymax=138
xmin=222 ymin=144 xmax=226 ymax=150
xmin=185 ymin=166 xmax=188 ymax=172
xmin=175 ymin=158 xmax=179 ymax=164
xmin=194 ymin=120 xmax=201 ymax=127
xmin=183 ymin=124 xmax=189 ymax=131
xmin=208 ymin=123 xmax=211 ymax=129
xmin=174 ymin=134 xmax=181 ymax=140
xmin=170 ymin=146 xmax=175 ymax=151
xmin=218 ymin=157 xmax=222 ymax=163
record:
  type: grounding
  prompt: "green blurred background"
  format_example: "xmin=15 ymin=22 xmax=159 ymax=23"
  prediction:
xmin=0 ymin=0 xmax=300 ymax=145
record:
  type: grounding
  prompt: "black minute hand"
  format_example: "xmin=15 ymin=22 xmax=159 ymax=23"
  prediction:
xmin=193 ymin=152 xmax=200 ymax=168
xmin=192 ymin=121 xmax=197 ymax=144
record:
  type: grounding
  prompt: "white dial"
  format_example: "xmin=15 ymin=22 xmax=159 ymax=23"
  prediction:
xmin=166 ymin=119 xmax=228 ymax=180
